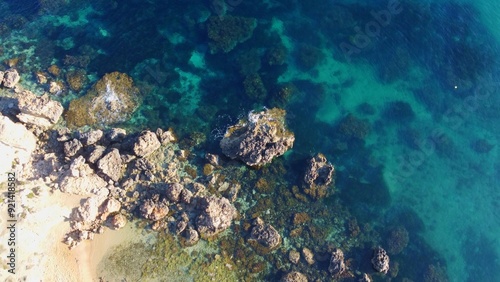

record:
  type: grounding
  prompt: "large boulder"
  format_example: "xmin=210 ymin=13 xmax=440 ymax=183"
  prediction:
xmin=2 ymin=69 xmax=21 ymax=88
xmin=371 ymin=247 xmax=390 ymax=274
xmin=329 ymin=248 xmax=346 ymax=277
xmin=59 ymin=156 xmax=108 ymax=195
xmin=139 ymin=194 xmax=169 ymax=221
xmin=0 ymin=115 xmax=37 ymax=179
xmin=196 ymin=196 xmax=236 ymax=238
xmin=65 ymin=72 xmax=140 ymax=127
xmin=303 ymin=153 xmax=335 ymax=199
xmin=248 ymin=217 xmax=282 ymax=254
xmin=133 ymin=130 xmax=161 ymax=157
xmin=220 ymin=108 xmax=294 ymax=166
xmin=16 ymin=90 xmax=64 ymax=128
xmin=97 ymin=148 xmax=123 ymax=181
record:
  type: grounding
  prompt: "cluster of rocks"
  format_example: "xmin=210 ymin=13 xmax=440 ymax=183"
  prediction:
xmin=220 ymin=108 xmax=295 ymax=166
xmin=281 ymin=246 xmax=388 ymax=281
xmin=138 ymin=185 xmax=238 ymax=246
xmin=248 ymin=217 xmax=282 ymax=254
xmin=302 ymin=153 xmax=335 ymax=199
xmin=64 ymin=188 xmax=125 ymax=248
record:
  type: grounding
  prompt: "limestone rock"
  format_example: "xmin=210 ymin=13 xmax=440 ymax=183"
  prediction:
xmin=329 ymin=248 xmax=346 ymax=277
xmin=139 ymin=194 xmax=169 ymax=221
xmin=248 ymin=217 xmax=282 ymax=254
xmin=59 ymin=156 xmax=107 ymax=195
xmin=86 ymin=145 xmax=106 ymax=164
xmin=166 ymin=183 xmax=184 ymax=203
xmin=107 ymin=128 xmax=126 ymax=143
xmin=78 ymin=129 xmax=103 ymax=146
xmin=64 ymin=138 xmax=83 ymax=158
xmin=2 ymin=69 xmax=20 ymax=88
xmin=289 ymin=250 xmax=300 ymax=264
xmin=109 ymin=213 xmax=127 ymax=230
xmin=0 ymin=115 xmax=37 ymax=179
xmin=16 ymin=90 xmax=64 ymax=128
xmin=371 ymin=247 xmax=390 ymax=274
xmin=196 ymin=196 xmax=236 ymax=238
xmin=182 ymin=227 xmax=200 ymax=246
xmin=281 ymin=271 xmax=308 ymax=282
xmin=133 ymin=130 xmax=161 ymax=157
xmin=303 ymin=153 xmax=334 ymax=199
xmin=302 ymin=248 xmax=315 ymax=265
xmin=97 ymin=149 xmax=123 ymax=181
xmin=99 ymin=198 xmax=121 ymax=220
xmin=220 ymin=108 xmax=294 ymax=166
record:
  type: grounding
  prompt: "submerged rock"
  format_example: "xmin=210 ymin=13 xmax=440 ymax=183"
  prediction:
xmin=0 ymin=115 xmax=37 ymax=178
xmin=303 ymin=153 xmax=335 ymax=199
xmin=329 ymin=248 xmax=346 ymax=277
xmin=220 ymin=108 xmax=294 ymax=166
xmin=248 ymin=217 xmax=282 ymax=254
xmin=16 ymin=90 xmax=64 ymax=128
xmin=207 ymin=15 xmax=257 ymax=53
xmin=196 ymin=196 xmax=236 ymax=238
xmin=66 ymin=72 xmax=140 ymax=127
xmin=371 ymin=247 xmax=390 ymax=274
xmin=281 ymin=271 xmax=308 ymax=282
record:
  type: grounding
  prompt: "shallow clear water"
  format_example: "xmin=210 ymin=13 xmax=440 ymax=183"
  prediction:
xmin=1 ymin=0 xmax=499 ymax=281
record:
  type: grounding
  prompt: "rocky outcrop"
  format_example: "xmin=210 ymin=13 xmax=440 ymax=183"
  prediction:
xmin=133 ymin=130 xmax=161 ymax=157
xmin=97 ymin=148 xmax=123 ymax=181
xmin=16 ymin=90 xmax=64 ymax=128
xmin=371 ymin=247 xmax=390 ymax=274
xmin=248 ymin=217 xmax=282 ymax=254
xmin=220 ymin=108 xmax=294 ymax=166
xmin=59 ymin=156 xmax=108 ymax=195
xmin=281 ymin=271 xmax=308 ymax=282
xmin=196 ymin=196 xmax=236 ymax=238
xmin=65 ymin=72 xmax=140 ymax=127
xmin=139 ymin=194 xmax=169 ymax=221
xmin=303 ymin=153 xmax=334 ymax=199
xmin=2 ymin=69 xmax=21 ymax=88
xmin=329 ymin=248 xmax=346 ymax=277
xmin=0 ymin=115 xmax=37 ymax=179
xmin=64 ymin=188 xmax=123 ymax=248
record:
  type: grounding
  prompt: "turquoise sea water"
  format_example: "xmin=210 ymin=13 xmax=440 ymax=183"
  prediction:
xmin=1 ymin=0 xmax=499 ymax=281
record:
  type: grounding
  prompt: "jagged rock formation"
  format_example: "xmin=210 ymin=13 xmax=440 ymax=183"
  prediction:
xmin=248 ymin=217 xmax=282 ymax=254
xmin=371 ymin=247 xmax=390 ymax=274
xmin=329 ymin=248 xmax=346 ymax=277
xmin=303 ymin=153 xmax=335 ymax=199
xmin=196 ymin=196 xmax=236 ymax=238
xmin=220 ymin=108 xmax=294 ymax=166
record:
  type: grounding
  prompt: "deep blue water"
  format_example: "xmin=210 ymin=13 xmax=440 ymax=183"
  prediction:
xmin=1 ymin=0 xmax=499 ymax=281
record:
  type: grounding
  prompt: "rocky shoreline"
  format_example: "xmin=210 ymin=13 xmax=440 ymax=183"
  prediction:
xmin=0 ymin=69 xmax=392 ymax=281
